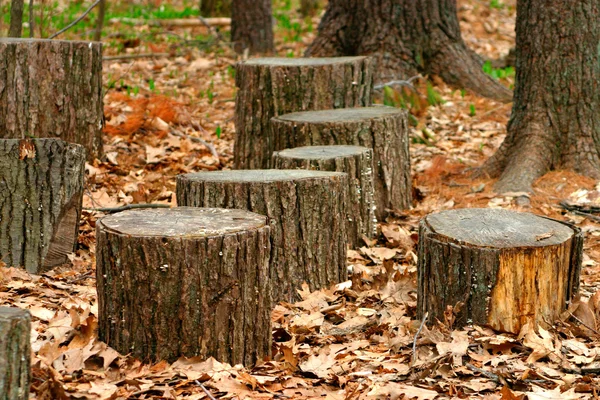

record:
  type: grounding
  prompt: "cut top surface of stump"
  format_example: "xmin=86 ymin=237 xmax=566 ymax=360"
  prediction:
xmin=98 ymin=207 xmax=267 ymax=237
xmin=181 ymin=169 xmax=347 ymax=183
xmin=275 ymin=106 xmax=403 ymax=123
xmin=242 ymin=56 xmax=367 ymax=66
xmin=274 ymin=145 xmax=370 ymax=160
xmin=426 ymin=208 xmax=574 ymax=248
xmin=0 ymin=38 xmax=101 ymax=45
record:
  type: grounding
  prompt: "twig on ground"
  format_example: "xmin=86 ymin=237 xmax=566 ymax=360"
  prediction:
xmin=108 ymin=17 xmax=230 ymax=27
xmin=103 ymin=53 xmax=170 ymax=61
xmin=84 ymin=203 xmax=171 ymax=214
xmin=466 ymin=363 xmax=501 ymax=383
xmin=171 ymin=128 xmax=220 ymax=163
xmin=411 ymin=311 xmax=428 ymax=366
xmin=567 ymin=310 xmax=600 ymax=335
xmin=374 ymin=75 xmax=422 ymax=91
xmin=195 ymin=380 xmax=217 ymax=400
xmin=49 ymin=0 xmax=103 ymax=39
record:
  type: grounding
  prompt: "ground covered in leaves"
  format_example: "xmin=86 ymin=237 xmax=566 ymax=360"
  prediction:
xmin=4 ymin=0 xmax=600 ymax=398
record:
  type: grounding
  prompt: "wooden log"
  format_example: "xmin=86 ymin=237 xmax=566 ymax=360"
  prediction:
xmin=271 ymin=106 xmax=411 ymax=219
xmin=0 ymin=38 xmax=103 ymax=160
xmin=272 ymin=145 xmax=376 ymax=247
xmin=96 ymin=207 xmax=272 ymax=365
xmin=234 ymin=56 xmax=374 ymax=169
xmin=417 ymin=208 xmax=583 ymax=334
xmin=0 ymin=307 xmax=31 ymax=400
xmin=176 ymin=170 xmax=348 ymax=302
xmin=0 ymin=139 xmax=86 ymax=273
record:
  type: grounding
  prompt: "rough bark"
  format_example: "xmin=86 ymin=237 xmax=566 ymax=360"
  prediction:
xmin=96 ymin=207 xmax=272 ymax=365
xmin=481 ymin=1 xmax=600 ymax=192
xmin=306 ymin=0 xmax=512 ymax=103
xmin=0 ymin=139 xmax=86 ymax=273
xmin=271 ymin=107 xmax=411 ymax=219
xmin=272 ymin=145 xmax=376 ymax=247
xmin=8 ymin=0 xmax=24 ymax=37
xmin=0 ymin=38 xmax=104 ymax=160
xmin=234 ymin=56 xmax=374 ymax=169
xmin=200 ymin=0 xmax=231 ymax=16
xmin=0 ymin=307 xmax=31 ymax=400
xmin=176 ymin=170 xmax=348 ymax=303
xmin=231 ymin=0 xmax=273 ymax=54
xmin=417 ymin=208 xmax=583 ymax=334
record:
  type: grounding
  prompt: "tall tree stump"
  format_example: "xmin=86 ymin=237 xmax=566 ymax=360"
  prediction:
xmin=96 ymin=207 xmax=272 ymax=365
xmin=0 ymin=139 xmax=86 ymax=273
xmin=0 ymin=38 xmax=103 ymax=160
xmin=0 ymin=307 xmax=31 ymax=400
xmin=271 ymin=107 xmax=411 ymax=219
xmin=272 ymin=145 xmax=376 ymax=247
xmin=177 ymin=170 xmax=348 ymax=302
xmin=417 ymin=208 xmax=583 ymax=334
xmin=234 ymin=56 xmax=374 ymax=169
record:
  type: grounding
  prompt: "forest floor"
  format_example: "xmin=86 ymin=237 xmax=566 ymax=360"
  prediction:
xmin=4 ymin=0 xmax=600 ymax=398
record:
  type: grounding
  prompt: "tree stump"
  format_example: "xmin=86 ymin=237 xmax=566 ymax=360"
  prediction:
xmin=271 ymin=106 xmax=411 ymax=219
xmin=0 ymin=139 xmax=86 ymax=273
xmin=0 ymin=307 xmax=31 ymax=400
xmin=272 ymin=145 xmax=376 ymax=247
xmin=96 ymin=207 xmax=272 ymax=365
xmin=0 ymin=38 xmax=103 ymax=160
xmin=176 ymin=170 xmax=348 ymax=302
xmin=234 ymin=56 xmax=374 ymax=169
xmin=417 ymin=208 xmax=583 ymax=334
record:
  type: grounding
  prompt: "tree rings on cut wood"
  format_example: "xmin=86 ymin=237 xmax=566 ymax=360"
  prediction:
xmin=176 ymin=170 xmax=348 ymax=302
xmin=0 ymin=139 xmax=86 ymax=273
xmin=0 ymin=307 xmax=31 ymax=400
xmin=271 ymin=106 xmax=411 ymax=219
xmin=234 ymin=56 xmax=374 ymax=169
xmin=272 ymin=145 xmax=376 ymax=247
xmin=96 ymin=207 xmax=272 ymax=365
xmin=417 ymin=208 xmax=583 ymax=334
xmin=0 ymin=38 xmax=104 ymax=160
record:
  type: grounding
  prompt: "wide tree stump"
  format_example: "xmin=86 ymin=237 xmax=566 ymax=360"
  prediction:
xmin=0 ymin=307 xmax=31 ymax=400
xmin=0 ymin=139 xmax=86 ymax=273
xmin=234 ymin=56 xmax=374 ymax=169
xmin=417 ymin=208 xmax=583 ymax=334
xmin=272 ymin=145 xmax=376 ymax=247
xmin=0 ymin=39 xmax=103 ymax=160
xmin=271 ymin=107 xmax=411 ymax=219
xmin=176 ymin=170 xmax=348 ymax=302
xmin=96 ymin=207 xmax=272 ymax=365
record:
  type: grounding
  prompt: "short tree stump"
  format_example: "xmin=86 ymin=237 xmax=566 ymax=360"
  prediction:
xmin=272 ymin=145 xmax=376 ymax=247
xmin=417 ymin=208 xmax=583 ymax=334
xmin=0 ymin=307 xmax=31 ymax=400
xmin=96 ymin=207 xmax=272 ymax=365
xmin=177 ymin=170 xmax=348 ymax=302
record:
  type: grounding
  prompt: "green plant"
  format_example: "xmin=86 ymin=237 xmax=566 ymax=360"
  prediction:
xmin=215 ymin=125 xmax=222 ymax=139
xmin=148 ymin=79 xmax=156 ymax=92
xmin=482 ymin=60 xmax=515 ymax=80
xmin=426 ymin=81 xmax=445 ymax=106
xmin=469 ymin=104 xmax=476 ymax=116
xmin=207 ymin=80 xmax=215 ymax=104
xmin=490 ymin=0 xmax=505 ymax=9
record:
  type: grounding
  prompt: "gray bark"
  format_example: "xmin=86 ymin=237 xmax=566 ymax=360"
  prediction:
xmin=0 ymin=307 xmax=31 ymax=400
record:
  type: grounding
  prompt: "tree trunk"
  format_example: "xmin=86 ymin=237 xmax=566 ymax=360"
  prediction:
xmin=418 ymin=208 xmax=583 ymax=334
xmin=96 ymin=207 xmax=272 ymax=365
xmin=234 ymin=57 xmax=374 ymax=169
xmin=8 ymin=0 xmax=24 ymax=37
xmin=199 ymin=0 xmax=231 ymax=16
xmin=273 ymin=145 xmax=377 ymax=248
xmin=271 ymin=107 xmax=411 ymax=219
xmin=0 ymin=38 xmax=104 ymax=160
xmin=231 ymin=0 xmax=273 ymax=54
xmin=93 ymin=0 xmax=106 ymax=42
xmin=481 ymin=1 xmax=600 ymax=192
xmin=176 ymin=170 xmax=348 ymax=303
xmin=0 ymin=139 xmax=86 ymax=273
xmin=306 ymin=0 xmax=512 ymax=103
xmin=0 ymin=307 xmax=31 ymax=400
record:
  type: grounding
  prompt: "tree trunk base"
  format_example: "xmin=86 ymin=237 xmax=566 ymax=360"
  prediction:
xmin=0 ymin=307 xmax=31 ymax=400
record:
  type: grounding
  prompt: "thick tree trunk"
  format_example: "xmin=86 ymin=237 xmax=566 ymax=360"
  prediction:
xmin=482 ymin=1 xmax=600 ymax=192
xmin=306 ymin=0 xmax=512 ymax=103
xmin=0 ymin=39 xmax=104 ymax=160
xmin=273 ymin=145 xmax=377 ymax=247
xmin=271 ymin=107 xmax=412 ymax=219
xmin=8 ymin=0 xmax=24 ymax=37
xmin=235 ymin=57 xmax=374 ymax=169
xmin=0 ymin=307 xmax=31 ymax=400
xmin=96 ymin=208 xmax=272 ymax=365
xmin=0 ymin=139 xmax=86 ymax=273
xmin=418 ymin=209 xmax=583 ymax=334
xmin=231 ymin=0 xmax=273 ymax=54
xmin=176 ymin=170 xmax=348 ymax=303
xmin=199 ymin=0 xmax=231 ymax=16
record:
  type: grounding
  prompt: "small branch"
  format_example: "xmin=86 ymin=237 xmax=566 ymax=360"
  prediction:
xmin=466 ymin=363 xmax=501 ymax=383
xmin=374 ymin=75 xmax=422 ymax=91
xmin=171 ymin=128 xmax=220 ymax=163
xmin=102 ymin=53 xmax=170 ymax=61
xmin=49 ymin=0 xmax=102 ymax=39
xmin=84 ymin=203 xmax=171 ymax=214
xmin=567 ymin=310 xmax=600 ymax=335
xmin=108 ymin=17 xmax=230 ymax=27
xmin=195 ymin=380 xmax=217 ymax=400
xmin=411 ymin=312 xmax=428 ymax=366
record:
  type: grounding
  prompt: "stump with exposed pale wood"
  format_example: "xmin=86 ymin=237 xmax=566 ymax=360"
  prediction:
xmin=272 ymin=145 xmax=376 ymax=247
xmin=96 ymin=207 xmax=272 ymax=365
xmin=271 ymin=107 xmax=411 ymax=219
xmin=0 ymin=139 xmax=86 ymax=273
xmin=417 ymin=208 xmax=583 ymax=334
xmin=234 ymin=56 xmax=374 ymax=169
xmin=177 ymin=170 xmax=348 ymax=302
xmin=0 ymin=38 xmax=103 ymax=160
xmin=0 ymin=307 xmax=31 ymax=400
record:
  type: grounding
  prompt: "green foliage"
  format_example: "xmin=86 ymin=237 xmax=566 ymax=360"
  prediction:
xmin=207 ymin=81 xmax=215 ymax=104
xmin=426 ymin=82 xmax=445 ymax=107
xmin=215 ymin=125 xmax=222 ymax=139
xmin=469 ymin=104 xmax=476 ymax=116
xmin=148 ymin=79 xmax=156 ymax=92
xmin=482 ymin=60 xmax=515 ymax=80
xmin=489 ymin=0 xmax=505 ymax=9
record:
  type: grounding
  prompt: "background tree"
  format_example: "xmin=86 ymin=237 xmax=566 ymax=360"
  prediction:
xmin=8 ymin=0 xmax=24 ymax=37
xmin=231 ymin=0 xmax=273 ymax=54
xmin=199 ymin=0 xmax=231 ymax=17
xmin=306 ymin=0 xmax=512 ymax=103
xmin=482 ymin=0 xmax=600 ymax=192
